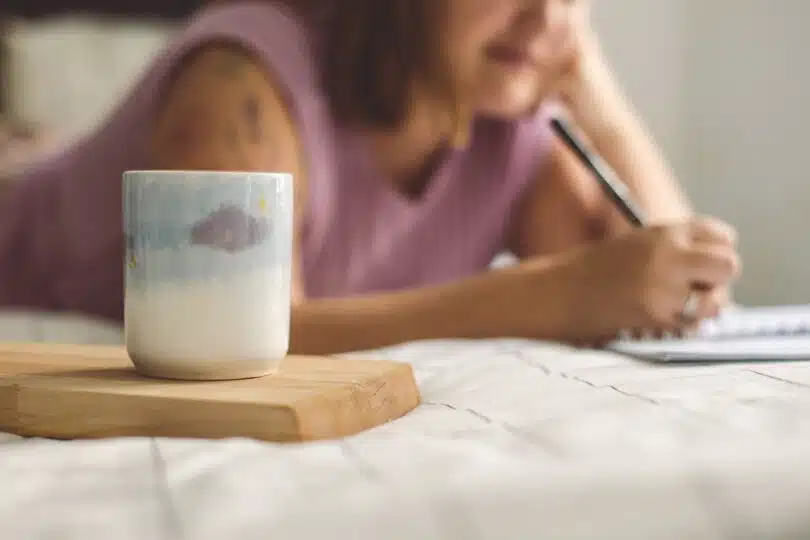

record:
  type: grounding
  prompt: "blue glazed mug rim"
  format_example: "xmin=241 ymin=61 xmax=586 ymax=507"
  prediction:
xmin=124 ymin=170 xmax=293 ymax=184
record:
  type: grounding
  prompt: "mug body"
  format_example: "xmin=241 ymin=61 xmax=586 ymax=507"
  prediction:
xmin=123 ymin=170 xmax=293 ymax=380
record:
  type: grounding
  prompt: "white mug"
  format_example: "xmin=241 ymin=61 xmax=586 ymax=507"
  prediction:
xmin=123 ymin=170 xmax=294 ymax=380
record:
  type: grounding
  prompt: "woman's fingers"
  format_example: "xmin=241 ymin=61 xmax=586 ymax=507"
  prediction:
xmin=689 ymin=216 xmax=738 ymax=247
xmin=628 ymin=286 xmax=728 ymax=338
xmin=679 ymin=244 xmax=741 ymax=289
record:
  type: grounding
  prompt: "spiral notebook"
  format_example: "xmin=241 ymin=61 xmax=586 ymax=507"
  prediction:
xmin=608 ymin=304 xmax=810 ymax=363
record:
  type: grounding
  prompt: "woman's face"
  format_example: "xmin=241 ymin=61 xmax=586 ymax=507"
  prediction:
xmin=443 ymin=0 xmax=579 ymax=118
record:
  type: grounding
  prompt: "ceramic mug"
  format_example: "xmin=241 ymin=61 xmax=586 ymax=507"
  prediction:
xmin=123 ymin=170 xmax=294 ymax=380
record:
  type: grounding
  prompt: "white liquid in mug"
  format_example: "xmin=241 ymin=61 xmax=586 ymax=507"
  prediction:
xmin=125 ymin=267 xmax=290 ymax=378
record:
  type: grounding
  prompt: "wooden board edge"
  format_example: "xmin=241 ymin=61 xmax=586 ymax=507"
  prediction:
xmin=295 ymin=362 xmax=422 ymax=441
xmin=0 ymin=378 xmax=21 ymax=434
xmin=4 ymin=385 xmax=304 ymax=442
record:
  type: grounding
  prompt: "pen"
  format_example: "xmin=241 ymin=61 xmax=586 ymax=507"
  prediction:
xmin=549 ymin=116 xmax=647 ymax=227
xmin=550 ymin=116 xmax=707 ymax=324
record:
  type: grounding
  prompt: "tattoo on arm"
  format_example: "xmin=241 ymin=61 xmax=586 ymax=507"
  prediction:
xmin=165 ymin=109 xmax=202 ymax=152
xmin=243 ymin=95 xmax=263 ymax=144
xmin=206 ymin=49 xmax=265 ymax=144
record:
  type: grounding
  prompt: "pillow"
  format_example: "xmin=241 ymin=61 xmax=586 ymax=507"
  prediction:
xmin=2 ymin=15 xmax=175 ymax=139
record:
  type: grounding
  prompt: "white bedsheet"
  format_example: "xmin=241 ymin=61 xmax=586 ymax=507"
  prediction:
xmin=4 ymin=316 xmax=810 ymax=539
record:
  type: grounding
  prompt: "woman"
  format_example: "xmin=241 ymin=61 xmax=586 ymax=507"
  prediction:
xmin=0 ymin=0 xmax=739 ymax=354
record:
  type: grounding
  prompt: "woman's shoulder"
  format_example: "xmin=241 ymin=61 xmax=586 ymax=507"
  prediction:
xmin=147 ymin=1 xmax=334 ymax=163
xmin=145 ymin=2 xmax=337 ymax=199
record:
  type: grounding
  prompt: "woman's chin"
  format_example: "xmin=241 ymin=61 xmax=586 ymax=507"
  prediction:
xmin=473 ymin=81 xmax=553 ymax=120
xmin=475 ymin=95 xmax=545 ymax=120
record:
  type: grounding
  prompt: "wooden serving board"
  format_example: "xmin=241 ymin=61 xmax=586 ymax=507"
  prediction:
xmin=0 ymin=343 xmax=421 ymax=443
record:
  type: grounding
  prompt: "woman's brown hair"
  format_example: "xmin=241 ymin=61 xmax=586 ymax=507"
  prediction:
xmin=316 ymin=0 xmax=452 ymax=131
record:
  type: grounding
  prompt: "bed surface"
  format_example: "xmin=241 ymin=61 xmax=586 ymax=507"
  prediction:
xmin=3 ymin=313 xmax=810 ymax=539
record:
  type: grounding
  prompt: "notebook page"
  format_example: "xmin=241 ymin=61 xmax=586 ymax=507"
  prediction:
xmin=697 ymin=304 xmax=810 ymax=338
xmin=608 ymin=304 xmax=810 ymax=362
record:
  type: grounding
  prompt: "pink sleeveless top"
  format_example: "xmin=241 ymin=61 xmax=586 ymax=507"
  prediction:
xmin=0 ymin=1 xmax=552 ymax=322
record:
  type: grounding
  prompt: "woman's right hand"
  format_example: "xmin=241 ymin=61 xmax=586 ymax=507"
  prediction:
xmin=531 ymin=216 xmax=741 ymax=344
